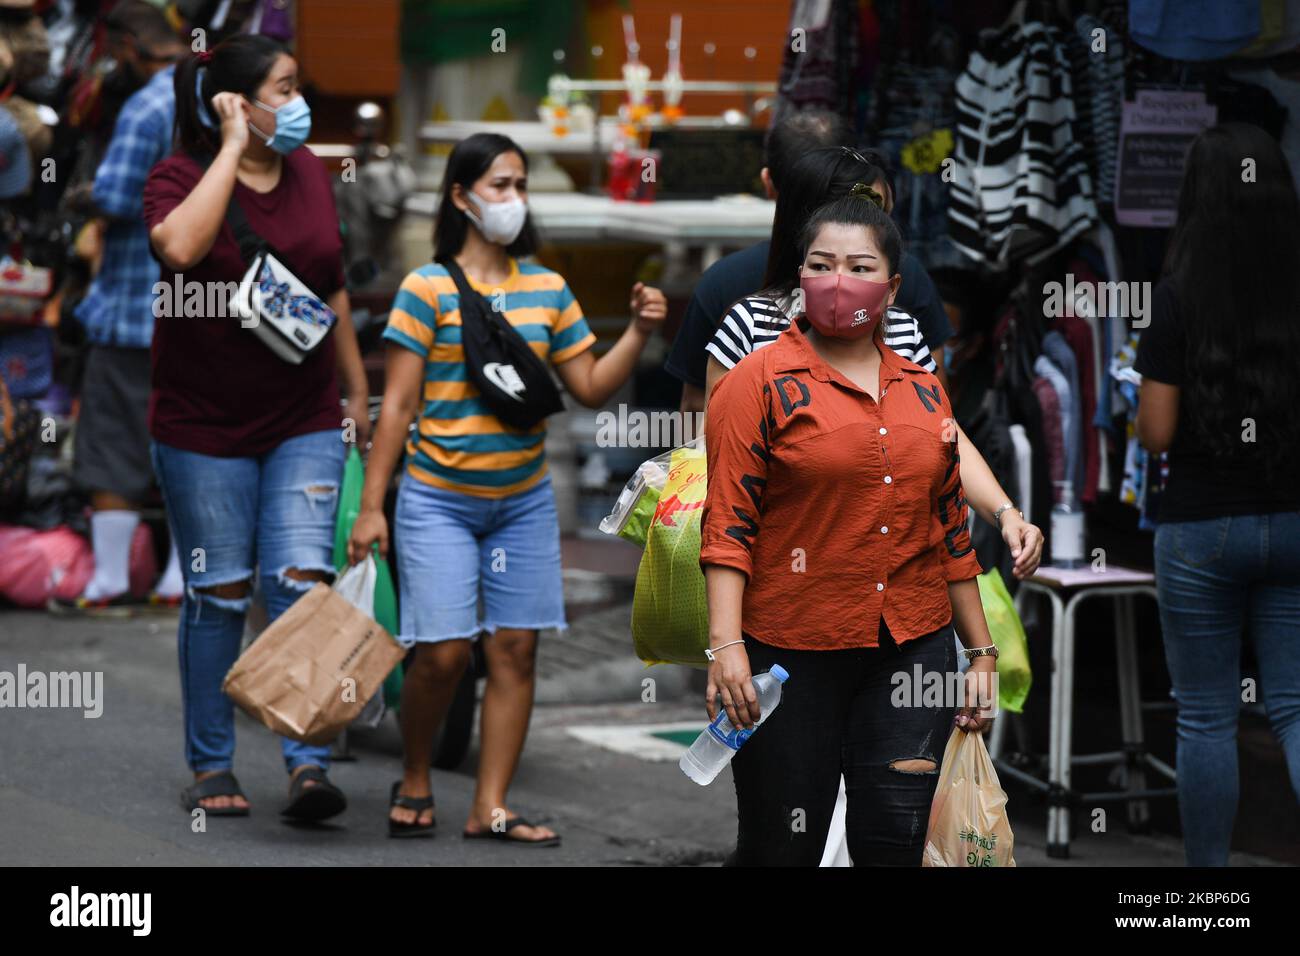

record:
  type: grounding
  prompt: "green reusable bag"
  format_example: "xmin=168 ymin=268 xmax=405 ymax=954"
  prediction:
xmin=629 ymin=441 xmax=709 ymax=668
xmin=977 ymin=568 xmax=1032 ymax=714
xmin=333 ymin=448 xmax=403 ymax=710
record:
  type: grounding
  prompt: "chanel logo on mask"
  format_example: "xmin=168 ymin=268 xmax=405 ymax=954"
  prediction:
xmin=852 ymin=309 xmax=870 ymax=325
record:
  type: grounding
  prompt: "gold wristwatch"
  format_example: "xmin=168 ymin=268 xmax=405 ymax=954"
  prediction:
xmin=961 ymin=645 xmax=999 ymax=661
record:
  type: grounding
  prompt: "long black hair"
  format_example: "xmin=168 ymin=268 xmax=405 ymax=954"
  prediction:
xmin=433 ymin=132 xmax=540 ymax=261
xmin=1164 ymin=122 xmax=1300 ymax=473
xmin=761 ymin=145 xmax=894 ymax=298
xmin=172 ymin=34 xmax=286 ymax=158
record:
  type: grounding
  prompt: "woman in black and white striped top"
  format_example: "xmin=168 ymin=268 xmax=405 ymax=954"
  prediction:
xmin=707 ymin=295 xmax=935 ymax=376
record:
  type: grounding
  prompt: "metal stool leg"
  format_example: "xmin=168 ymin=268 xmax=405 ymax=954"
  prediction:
xmin=1114 ymin=594 xmax=1150 ymax=829
xmin=1054 ymin=593 xmax=1082 ymax=856
xmin=1047 ymin=589 xmax=1069 ymax=858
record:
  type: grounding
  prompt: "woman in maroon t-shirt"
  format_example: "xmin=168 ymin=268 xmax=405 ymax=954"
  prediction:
xmin=143 ymin=36 xmax=368 ymax=822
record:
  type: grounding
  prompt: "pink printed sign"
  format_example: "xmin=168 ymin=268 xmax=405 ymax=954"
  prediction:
xmin=1114 ymin=89 xmax=1218 ymax=228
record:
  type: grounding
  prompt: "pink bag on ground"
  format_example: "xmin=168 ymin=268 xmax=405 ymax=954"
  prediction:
xmin=0 ymin=522 xmax=156 ymax=606
xmin=0 ymin=525 xmax=93 ymax=606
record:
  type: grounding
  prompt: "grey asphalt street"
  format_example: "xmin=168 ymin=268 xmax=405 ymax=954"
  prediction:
xmin=0 ymin=600 xmax=1280 ymax=867
xmin=0 ymin=606 xmax=735 ymax=866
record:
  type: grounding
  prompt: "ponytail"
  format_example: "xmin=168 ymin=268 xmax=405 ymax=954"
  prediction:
xmin=171 ymin=34 xmax=286 ymax=159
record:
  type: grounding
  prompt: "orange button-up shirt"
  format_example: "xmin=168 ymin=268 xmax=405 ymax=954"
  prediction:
xmin=700 ymin=318 xmax=982 ymax=651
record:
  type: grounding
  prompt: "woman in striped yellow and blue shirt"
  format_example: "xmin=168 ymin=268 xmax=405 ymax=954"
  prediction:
xmin=350 ymin=133 xmax=666 ymax=843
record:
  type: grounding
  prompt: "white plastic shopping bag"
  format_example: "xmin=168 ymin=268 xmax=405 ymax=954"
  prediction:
xmin=333 ymin=555 xmax=378 ymax=613
xmin=332 ymin=556 xmax=388 ymax=730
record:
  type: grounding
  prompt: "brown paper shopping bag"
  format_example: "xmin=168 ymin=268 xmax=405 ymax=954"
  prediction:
xmin=222 ymin=560 xmax=405 ymax=745
xmin=922 ymin=727 xmax=1017 ymax=867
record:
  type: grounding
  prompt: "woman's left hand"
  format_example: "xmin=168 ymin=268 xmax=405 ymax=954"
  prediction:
xmin=342 ymin=392 xmax=372 ymax=451
xmin=1001 ymin=512 xmax=1043 ymax=580
xmin=630 ymin=282 xmax=667 ymax=335
xmin=956 ymin=657 xmax=997 ymax=734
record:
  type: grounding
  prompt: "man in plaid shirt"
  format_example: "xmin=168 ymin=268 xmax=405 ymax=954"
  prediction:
xmin=55 ymin=4 xmax=185 ymax=615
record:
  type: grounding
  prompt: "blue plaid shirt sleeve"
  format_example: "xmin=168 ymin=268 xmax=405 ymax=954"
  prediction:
xmin=92 ymin=90 xmax=170 ymax=220
xmin=75 ymin=69 xmax=175 ymax=347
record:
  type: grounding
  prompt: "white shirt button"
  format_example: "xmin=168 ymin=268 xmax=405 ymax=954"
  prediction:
xmin=883 ymin=475 xmax=893 ymax=484
xmin=881 ymin=526 xmax=889 ymax=534
xmin=876 ymin=582 xmax=885 ymax=591
xmin=879 ymin=427 xmax=888 ymax=435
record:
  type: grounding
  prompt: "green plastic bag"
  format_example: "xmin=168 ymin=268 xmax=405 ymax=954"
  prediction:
xmin=334 ymin=448 xmax=403 ymax=710
xmin=628 ymin=441 xmax=709 ymax=668
xmin=977 ymin=568 xmax=1032 ymax=714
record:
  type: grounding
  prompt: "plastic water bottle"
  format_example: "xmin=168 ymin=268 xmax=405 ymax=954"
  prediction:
xmin=1050 ymin=480 xmax=1085 ymax=569
xmin=679 ymin=665 xmax=790 ymax=786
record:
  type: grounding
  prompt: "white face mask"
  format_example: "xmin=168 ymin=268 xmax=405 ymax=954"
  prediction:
xmin=464 ymin=190 xmax=527 ymax=246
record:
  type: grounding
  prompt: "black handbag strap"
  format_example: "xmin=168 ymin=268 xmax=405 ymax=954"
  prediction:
xmin=223 ymin=193 xmax=264 ymax=266
xmin=197 ymin=152 xmax=264 ymax=265
xmin=438 ymin=255 xmax=493 ymax=330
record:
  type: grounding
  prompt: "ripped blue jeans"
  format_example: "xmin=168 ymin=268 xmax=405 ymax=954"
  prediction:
xmin=151 ymin=429 xmax=345 ymax=773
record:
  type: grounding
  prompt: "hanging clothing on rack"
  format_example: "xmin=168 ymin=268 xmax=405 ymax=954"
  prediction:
xmin=1041 ymin=330 xmax=1083 ymax=499
xmin=948 ymin=18 xmax=1098 ymax=268
xmin=1034 ymin=352 xmax=1072 ymax=484
xmin=1055 ymin=309 xmax=1100 ymax=504
xmin=993 ymin=301 xmax=1053 ymax=547
xmin=1031 ymin=368 xmax=1067 ymax=487
xmin=1237 ymin=0 xmax=1300 ymax=57
xmin=1073 ymin=13 xmax=1124 ymax=210
xmin=1129 ymin=0 xmax=1261 ymax=60
xmin=771 ymin=0 xmax=860 ymax=131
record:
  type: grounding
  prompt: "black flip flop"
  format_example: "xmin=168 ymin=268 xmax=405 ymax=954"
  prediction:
xmin=462 ymin=816 xmax=561 ymax=848
xmin=180 ymin=770 xmax=250 ymax=817
xmin=388 ymin=781 xmax=436 ymax=839
xmin=281 ymin=766 xmax=347 ymax=822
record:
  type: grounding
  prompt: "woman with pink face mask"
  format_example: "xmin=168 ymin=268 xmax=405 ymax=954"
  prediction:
xmin=699 ymin=195 xmax=998 ymax=866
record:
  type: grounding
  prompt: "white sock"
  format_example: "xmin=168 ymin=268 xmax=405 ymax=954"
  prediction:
xmin=84 ymin=510 xmax=139 ymax=601
xmin=155 ymin=538 xmax=184 ymax=598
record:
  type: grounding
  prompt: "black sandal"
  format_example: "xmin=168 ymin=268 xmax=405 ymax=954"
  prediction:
xmin=180 ymin=771 xmax=250 ymax=817
xmin=281 ymin=766 xmax=347 ymax=822
xmin=462 ymin=816 xmax=561 ymax=847
xmin=388 ymin=781 xmax=436 ymax=838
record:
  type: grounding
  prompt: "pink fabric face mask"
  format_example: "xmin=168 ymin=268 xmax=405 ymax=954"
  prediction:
xmin=799 ymin=272 xmax=893 ymax=340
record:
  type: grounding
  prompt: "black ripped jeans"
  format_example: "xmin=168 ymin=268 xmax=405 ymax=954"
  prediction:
xmin=728 ymin=623 xmax=957 ymax=866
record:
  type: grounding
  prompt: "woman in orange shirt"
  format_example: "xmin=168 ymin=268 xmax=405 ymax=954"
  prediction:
xmin=700 ymin=195 xmax=997 ymax=866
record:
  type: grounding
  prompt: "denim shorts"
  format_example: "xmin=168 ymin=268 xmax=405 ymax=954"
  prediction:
xmin=393 ymin=473 xmax=566 ymax=643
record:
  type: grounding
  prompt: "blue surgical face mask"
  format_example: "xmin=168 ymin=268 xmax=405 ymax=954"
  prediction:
xmin=249 ymin=95 xmax=311 ymax=154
